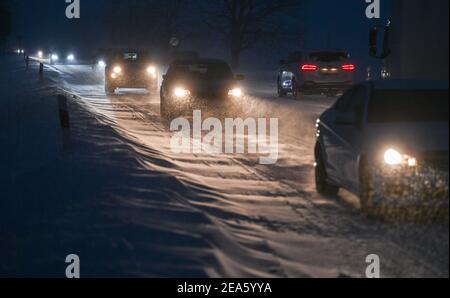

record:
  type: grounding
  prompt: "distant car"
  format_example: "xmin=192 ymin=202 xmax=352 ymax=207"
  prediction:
xmin=160 ymin=58 xmax=244 ymax=121
xmin=105 ymin=51 xmax=159 ymax=95
xmin=49 ymin=48 xmax=77 ymax=65
xmin=314 ymin=80 xmax=449 ymax=214
xmin=91 ymin=48 xmax=115 ymax=70
xmin=277 ymin=50 xmax=354 ymax=98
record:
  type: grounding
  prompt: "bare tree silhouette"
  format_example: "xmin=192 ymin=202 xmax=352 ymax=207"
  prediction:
xmin=201 ymin=0 xmax=303 ymax=69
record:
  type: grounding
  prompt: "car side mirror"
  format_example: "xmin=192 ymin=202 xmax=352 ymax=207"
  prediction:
xmin=235 ymin=74 xmax=245 ymax=81
xmin=369 ymin=20 xmax=391 ymax=59
xmin=335 ymin=112 xmax=358 ymax=126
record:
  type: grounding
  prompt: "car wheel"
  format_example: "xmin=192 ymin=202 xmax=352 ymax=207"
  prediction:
xmin=277 ymin=79 xmax=287 ymax=97
xmin=291 ymin=79 xmax=298 ymax=98
xmin=359 ymin=159 xmax=376 ymax=215
xmin=315 ymin=146 xmax=339 ymax=196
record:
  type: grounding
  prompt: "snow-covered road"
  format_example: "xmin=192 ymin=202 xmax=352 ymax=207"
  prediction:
xmin=1 ymin=57 xmax=448 ymax=277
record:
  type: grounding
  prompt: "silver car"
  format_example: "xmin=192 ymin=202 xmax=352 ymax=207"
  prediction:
xmin=278 ymin=50 xmax=354 ymax=98
xmin=315 ymin=80 xmax=449 ymax=214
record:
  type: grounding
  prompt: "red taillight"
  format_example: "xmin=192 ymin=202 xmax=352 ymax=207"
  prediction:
xmin=342 ymin=64 xmax=355 ymax=71
xmin=301 ymin=64 xmax=318 ymax=71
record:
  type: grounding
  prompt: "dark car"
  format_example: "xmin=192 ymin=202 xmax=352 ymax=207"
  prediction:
xmin=160 ymin=58 xmax=244 ymax=121
xmin=277 ymin=50 xmax=354 ymax=98
xmin=105 ymin=51 xmax=159 ymax=95
xmin=314 ymin=80 xmax=449 ymax=215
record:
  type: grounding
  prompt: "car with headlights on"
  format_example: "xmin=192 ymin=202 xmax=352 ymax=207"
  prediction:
xmin=314 ymin=80 xmax=449 ymax=215
xmin=105 ymin=51 xmax=158 ymax=95
xmin=160 ymin=58 xmax=244 ymax=121
xmin=49 ymin=48 xmax=77 ymax=65
xmin=278 ymin=50 xmax=354 ymax=98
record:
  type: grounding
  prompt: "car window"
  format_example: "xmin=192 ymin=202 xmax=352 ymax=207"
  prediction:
xmin=348 ymin=86 xmax=367 ymax=119
xmin=309 ymin=52 xmax=349 ymax=62
xmin=168 ymin=62 xmax=233 ymax=79
xmin=368 ymin=89 xmax=449 ymax=123
xmin=335 ymin=88 xmax=355 ymax=112
xmin=335 ymin=85 xmax=367 ymax=117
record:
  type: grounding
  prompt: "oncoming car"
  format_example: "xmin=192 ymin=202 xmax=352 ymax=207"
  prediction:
xmin=160 ymin=58 xmax=244 ymax=121
xmin=49 ymin=48 xmax=77 ymax=65
xmin=105 ymin=51 xmax=159 ymax=95
xmin=314 ymin=80 xmax=449 ymax=215
xmin=278 ymin=50 xmax=354 ymax=98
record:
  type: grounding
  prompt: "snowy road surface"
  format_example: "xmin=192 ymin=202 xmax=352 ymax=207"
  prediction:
xmin=1 ymin=57 xmax=448 ymax=277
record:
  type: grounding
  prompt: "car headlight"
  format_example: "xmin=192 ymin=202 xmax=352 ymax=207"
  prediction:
xmin=38 ymin=51 xmax=43 ymax=58
xmin=228 ymin=88 xmax=243 ymax=97
xmin=113 ymin=66 xmax=122 ymax=74
xmin=384 ymin=149 xmax=417 ymax=167
xmin=98 ymin=60 xmax=106 ymax=67
xmin=51 ymin=54 xmax=59 ymax=60
xmin=147 ymin=66 xmax=156 ymax=75
xmin=174 ymin=87 xmax=191 ymax=97
xmin=67 ymin=54 xmax=75 ymax=61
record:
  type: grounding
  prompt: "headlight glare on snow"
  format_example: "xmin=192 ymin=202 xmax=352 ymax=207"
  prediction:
xmin=174 ymin=87 xmax=191 ymax=97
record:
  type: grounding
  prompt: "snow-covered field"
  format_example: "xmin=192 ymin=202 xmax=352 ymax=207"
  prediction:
xmin=0 ymin=55 xmax=448 ymax=277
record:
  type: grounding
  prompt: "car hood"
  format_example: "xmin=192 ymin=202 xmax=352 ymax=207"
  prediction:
xmin=169 ymin=78 xmax=237 ymax=96
xmin=364 ymin=122 xmax=449 ymax=155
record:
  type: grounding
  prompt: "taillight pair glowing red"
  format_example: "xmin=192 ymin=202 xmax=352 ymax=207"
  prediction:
xmin=301 ymin=64 xmax=356 ymax=72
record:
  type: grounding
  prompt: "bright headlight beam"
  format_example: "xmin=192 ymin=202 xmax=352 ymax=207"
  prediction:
xmin=147 ymin=66 xmax=156 ymax=74
xmin=228 ymin=88 xmax=243 ymax=97
xmin=98 ymin=60 xmax=106 ymax=67
xmin=384 ymin=149 xmax=403 ymax=166
xmin=174 ymin=87 xmax=190 ymax=97
xmin=113 ymin=66 xmax=122 ymax=74
xmin=38 ymin=51 xmax=43 ymax=58
xmin=407 ymin=157 xmax=418 ymax=167
xmin=384 ymin=149 xmax=417 ymax=167
xmin=67 ymin=54 xmax=75 ymax=61
xmin=51 ymin=54 xmax=59 ymax=61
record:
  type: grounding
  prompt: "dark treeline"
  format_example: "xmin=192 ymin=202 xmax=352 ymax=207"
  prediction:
xmin=100 ymin=0 xmax=304 ymax=69
xmin=5 ymin=0 xmax=304 ymax=69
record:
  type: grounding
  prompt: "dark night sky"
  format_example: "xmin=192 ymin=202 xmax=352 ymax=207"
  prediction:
xmin=8 ymin=0 xmax=392 ymax=76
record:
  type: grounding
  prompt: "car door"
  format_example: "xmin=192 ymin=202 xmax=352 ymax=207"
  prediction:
xmin=321 ymin=88 xmax=356 ymax=185
xmin=334 ymin=85 xmax=367 ymax=192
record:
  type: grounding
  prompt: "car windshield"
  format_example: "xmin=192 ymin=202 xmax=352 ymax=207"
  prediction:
xmin=171 ymin=62 xmax=233 ymax=79
xmin=368 ymin=89 xmax=449 ymax=123
xmin=309 ymin=52 xmax=348 ymax=62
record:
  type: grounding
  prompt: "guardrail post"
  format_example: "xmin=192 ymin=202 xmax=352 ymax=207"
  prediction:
xmin=57 ymin=95 xmax=71 ymax=152
xmin=58 ymin=95 xmax=70 ymax=129
xmin=39 ymin=63 xmax=44 ymax=76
